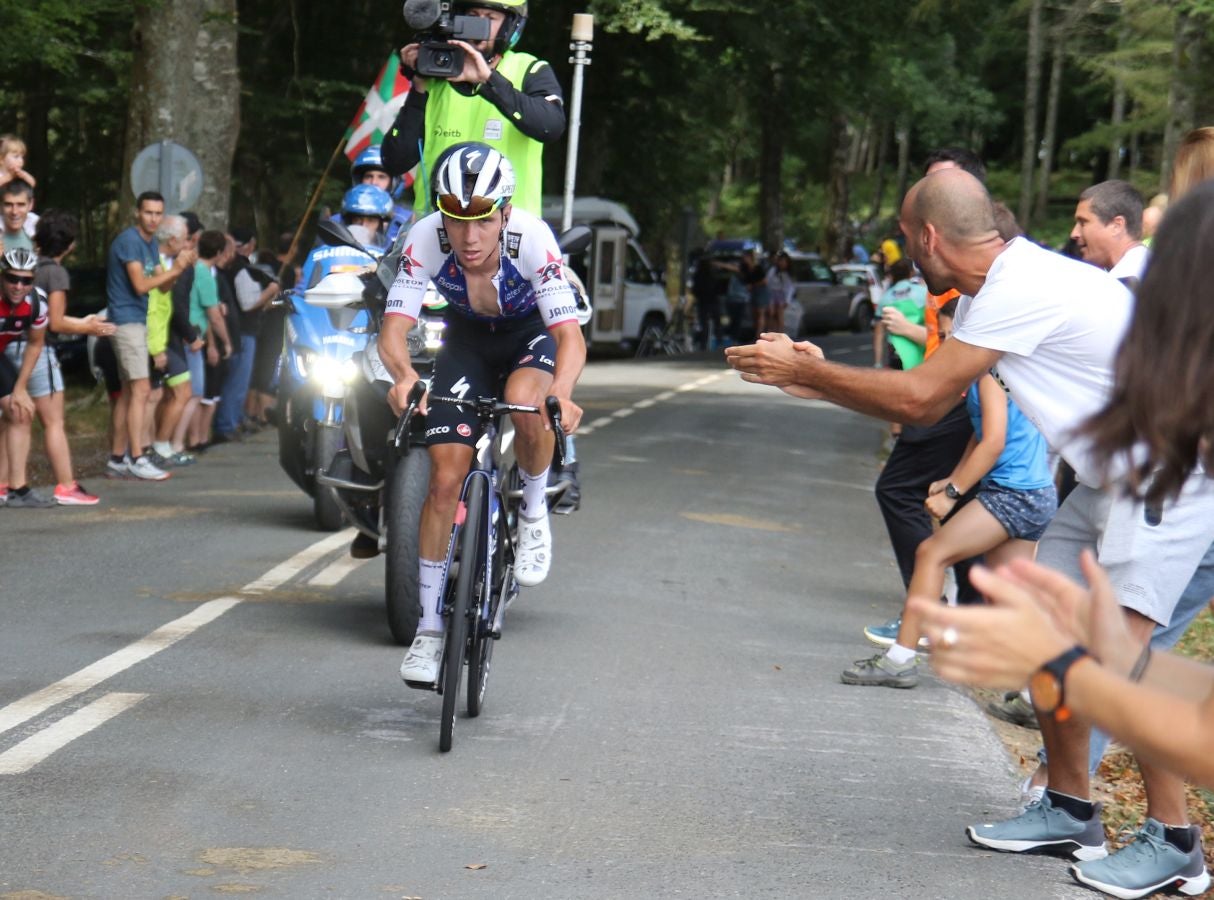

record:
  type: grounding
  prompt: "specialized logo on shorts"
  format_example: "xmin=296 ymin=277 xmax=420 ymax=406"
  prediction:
xmin=537 ymin=251 xmax=564 ymax=285
xmin=397 ymin=244 xmax=423 ymax=278
xmin=527 ymin=334 xmax=546 ymax=350
xmin=426 ymin=425 xmax=451 ymax=437
xmin=449 ymin=376 xmax=471 ymax=400
xmin=457 ymin=424 xmax=473 ymax=437
xmin=519 ymin=354 xmax=534 ymax=364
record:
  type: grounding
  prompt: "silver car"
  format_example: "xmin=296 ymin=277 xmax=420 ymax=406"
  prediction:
xmin=788 ymin=252 xmax=874 ymax=335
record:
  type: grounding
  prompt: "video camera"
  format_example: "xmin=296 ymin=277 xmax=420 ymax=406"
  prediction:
xmin=403 ymin=0 xmax=492 ymax=79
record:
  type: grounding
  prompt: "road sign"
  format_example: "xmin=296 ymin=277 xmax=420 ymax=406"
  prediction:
xmin=130 ymin=140 xmax=204 ymax=214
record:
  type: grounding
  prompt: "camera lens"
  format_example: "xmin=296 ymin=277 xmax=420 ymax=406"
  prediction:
xmin=435 ymin=50 xmax=452 ymax=68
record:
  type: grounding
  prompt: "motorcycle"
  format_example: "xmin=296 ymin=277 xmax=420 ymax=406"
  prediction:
xmin=276 ymin=240 xmax=381 ymax=530
xmin=311 ymin=219 xmax=594 ymax=645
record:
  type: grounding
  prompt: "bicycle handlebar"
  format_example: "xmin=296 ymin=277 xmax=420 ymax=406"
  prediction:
xmin=393 ymin=387 xmax=566 ymax=465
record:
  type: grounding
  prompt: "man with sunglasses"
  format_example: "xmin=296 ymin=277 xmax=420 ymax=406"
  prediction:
xmin=379 ymin=143 xmax=585 ymax=687
xmin=0 ymin=247 xmax=54 ymax=507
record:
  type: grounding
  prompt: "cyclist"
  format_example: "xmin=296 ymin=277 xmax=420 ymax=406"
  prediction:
xmin=383 ymin=0 xmax=564 ymax=218
xmin=378 ymin=143 xmax=585 ymax=686
xmin=340 ymin=146 xmax=412 ymax=245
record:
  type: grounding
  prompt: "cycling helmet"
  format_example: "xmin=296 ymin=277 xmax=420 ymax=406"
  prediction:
xmin=341 ymin=185 xmax=394 ymax=220
xmin=1 ymin=247 xmax=38 ymax=273
xmin=453 ymin=0 xmax=527 ymax=56
xmin=432 ymin=143 xmax=515 ymax=220
xmin=350 ymin=145 xmax=389 ymax=185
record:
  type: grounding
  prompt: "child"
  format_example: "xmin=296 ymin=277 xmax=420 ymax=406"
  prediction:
xmin=842 ymin=299 xmax=1058 ymax=688
xmin=0 ymin=135 xmax=36 ymax=191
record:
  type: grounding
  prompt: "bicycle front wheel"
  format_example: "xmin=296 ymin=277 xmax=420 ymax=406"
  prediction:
xmin=468 ymin=490 xmax=507 ymax=718
xmin=439 ymin=478 xmax=484 ymax=753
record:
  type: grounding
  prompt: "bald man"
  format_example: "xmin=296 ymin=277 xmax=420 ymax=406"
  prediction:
xmin=727 ymin=168 xmax=1214 ymax=894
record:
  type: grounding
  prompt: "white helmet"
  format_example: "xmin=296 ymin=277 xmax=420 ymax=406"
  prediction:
xmin=432 ymin=143 xmax=515 ymax=220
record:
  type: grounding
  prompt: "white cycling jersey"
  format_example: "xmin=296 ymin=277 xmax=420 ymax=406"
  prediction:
xmin=385 ymin=208 xmax=580 ymax=329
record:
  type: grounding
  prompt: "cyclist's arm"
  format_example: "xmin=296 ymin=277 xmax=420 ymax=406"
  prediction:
xmin=477 ymin=60 xmax=566 ymax=143
xmin=382 ymin=222 xmax=441 ymax=410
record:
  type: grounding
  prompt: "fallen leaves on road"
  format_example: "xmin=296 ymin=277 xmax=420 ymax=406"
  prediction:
xmin=465 ymin=863 xmax=487 ymax=870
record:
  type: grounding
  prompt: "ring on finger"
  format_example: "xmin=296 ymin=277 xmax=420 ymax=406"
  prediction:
xmin=940 ymin=626 xmax=959 ymax=649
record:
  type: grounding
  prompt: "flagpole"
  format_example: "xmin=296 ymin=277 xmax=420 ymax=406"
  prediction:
xmin=560 ymin=13 xmax=594 ymax=234
xmin=277 ymin=133 xmax=347 ymax=282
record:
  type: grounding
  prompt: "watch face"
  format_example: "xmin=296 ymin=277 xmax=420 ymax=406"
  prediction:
xmin=1029 ymin=669 xmax=1061 ymax=714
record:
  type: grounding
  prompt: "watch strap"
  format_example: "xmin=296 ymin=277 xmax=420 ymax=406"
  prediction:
xmin=1041 ymin=645 xmax=1089 ymax=722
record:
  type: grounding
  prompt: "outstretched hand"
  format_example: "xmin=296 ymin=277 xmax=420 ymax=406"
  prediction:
xmin=724 ymin=332 xmax=825 ymax=399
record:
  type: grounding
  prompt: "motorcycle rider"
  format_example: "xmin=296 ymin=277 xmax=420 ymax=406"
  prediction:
xmin=382 ymin=0 xmax=565 ymax=218
xmin=378 ymin=143 xmax=584 ymax=686
xmin=303 ymin=185 xmax=395 ymax=289
xmin=337 ymin=147 xmax=412 ymax=246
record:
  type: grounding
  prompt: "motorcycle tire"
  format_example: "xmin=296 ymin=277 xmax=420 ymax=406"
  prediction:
xmin=313 ymin=426 xmax=344 ymax=532
xmin=385 ymin=448 xmax=431 ymax=646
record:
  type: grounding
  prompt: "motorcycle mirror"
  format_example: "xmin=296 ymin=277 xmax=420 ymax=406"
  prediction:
xmin=317 ymin=219 xmax=365 ymax=251
xmin=557 ymin=225 xmax=593 ymax=256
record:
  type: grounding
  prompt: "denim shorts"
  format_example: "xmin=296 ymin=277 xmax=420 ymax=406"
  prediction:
xmin=977 ymin=482 xmax=1058 ymax=542
xmin=4 ymin=341 xmax=63 ymax=398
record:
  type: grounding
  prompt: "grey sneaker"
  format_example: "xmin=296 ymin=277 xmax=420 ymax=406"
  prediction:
xmin=5 ymin=488 xmax=56 ymax=508
xmin=967 ymin=792 xmax=1107 ymax=860
xmin=128 ymin=456 xmax=170 ymax=481
xmin=105 ymin=456 xmax=132 ymax=479
xmin=841 ymin=653 xmax=919 ymax=688
xmin=1071 ymin=819 xmax=1210 ymax=899
xmin=987 ymin=692 xmax=1041 ymax=729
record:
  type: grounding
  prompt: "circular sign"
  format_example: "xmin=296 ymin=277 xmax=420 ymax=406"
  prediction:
xmin=130 ymin=140 xmax=204 ymax=214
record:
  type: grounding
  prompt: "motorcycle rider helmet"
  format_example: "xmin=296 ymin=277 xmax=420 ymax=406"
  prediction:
xmin=453 ymin=0 xmax=528 ymax=57
xmin=350 ymin=145 xmax=390 ymax=186
xmin=341 ymin=184 xmax=394 ymax=220
xmin=1 ymin=247 xmax=39 ymax=273
xmin=432 ymin=142 xmax=515 ymax=221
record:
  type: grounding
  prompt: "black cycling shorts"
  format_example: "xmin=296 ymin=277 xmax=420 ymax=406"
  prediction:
xmin=425 ymin=313 xmax=556 ymax=448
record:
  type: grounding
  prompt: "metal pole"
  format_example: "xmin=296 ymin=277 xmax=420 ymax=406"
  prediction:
xmin=560 ymin=13 xmax=594 ymax=234
xmin=158 ymin=139 xmax=174 ymax=211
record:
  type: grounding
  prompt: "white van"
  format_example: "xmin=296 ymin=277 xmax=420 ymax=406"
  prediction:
xmin=542 ymin=196 xmax=671 ymax=350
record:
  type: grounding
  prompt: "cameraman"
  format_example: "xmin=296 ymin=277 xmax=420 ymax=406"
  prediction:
xmin=382 ymin=0 xmax=565 ymax=217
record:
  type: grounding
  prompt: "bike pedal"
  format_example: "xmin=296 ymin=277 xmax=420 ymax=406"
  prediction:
xmin=403 ymin=678 xmax=438 ymax=692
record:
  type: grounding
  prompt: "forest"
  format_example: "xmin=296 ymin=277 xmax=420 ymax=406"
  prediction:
xmin=4 ymin=0 xmax=1212 ymax=268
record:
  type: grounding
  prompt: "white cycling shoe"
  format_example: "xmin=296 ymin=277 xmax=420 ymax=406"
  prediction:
xmin=515 ymin=512 xmax=552 ymax=587
xmin=399 ymin=632 xmax=444 ymax=686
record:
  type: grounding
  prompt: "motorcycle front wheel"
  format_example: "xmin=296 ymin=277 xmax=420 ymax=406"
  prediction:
xmin=385 ymin=448 xmax=430 ymax=645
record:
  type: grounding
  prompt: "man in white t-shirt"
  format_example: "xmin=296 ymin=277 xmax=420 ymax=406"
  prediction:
xmin=725 ymin=167 xmax=1214 ymax=895
xmin=1070 ymin=180 xmax=1150 ymax=286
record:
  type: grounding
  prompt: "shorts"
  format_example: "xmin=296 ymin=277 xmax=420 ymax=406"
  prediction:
xmin=93 ymin=336 xmax=122 ymax=396
xmin=1036 ymin=477 xmax=1214 ymax=626
xmin=3 ymin=341 xmax=63 ymax=398
xmin=425 ymin=314 xmax=556 ymax=448
xmin=165 ymin=338 xmax=190 ymax=388
xmin=751 ymin=288 xmax=772 ymax=310
xmin=203 ymin=356 xmax=228 ymax=404
xmin=187 ymin=346 xmax=205 ymax=398
xmin=976 ymin=482 xmax=1057 ymax=542
xmin=0 ymin=349 xmax=17 ymax=398
xmin=112 ymin=323 xmax=150 ymax=381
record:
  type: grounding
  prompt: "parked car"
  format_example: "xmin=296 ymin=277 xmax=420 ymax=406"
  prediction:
xmin=788 ymin=252 xmax=873 ymax=335
xmin=832 ymin=263 xmax=884 ymax=309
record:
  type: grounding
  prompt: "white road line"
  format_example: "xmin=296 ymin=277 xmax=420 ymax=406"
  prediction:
xmin=308 ymin=555 xmax=371 ymax=587
xmin=653 ymin=391 xmax=676 ymax=401
xmin=0 ymin=598 xmax=240 ymax=738
xmin=0 ymin=693 xmax=147 ymax=775
xmin=586 ymin=416 xmax=615 ymax=430
xmin=611 ymin=408 xmax=635 ymax=419
xmin=633 ymin=398 xmax=657 ymax=409
xmin=241 ymin=528 xmax=355 ymax=594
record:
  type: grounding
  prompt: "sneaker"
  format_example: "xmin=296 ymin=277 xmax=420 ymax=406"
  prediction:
xmin=1019 ymin=775 xmax=1047 ymax=813
xmin=987 ymin=691 xmax=1041 ymax=729
xmin=863 ymin=615 xmax=930 ymax=650
xmin=105 ymin=457 xmax=131 ymax=479
xmin=967 ymin=792 xmax=1108 ymax=860
xmin=515 ymin=512 xmax=552 ymax=587
xmin=1071 ymin=819 xmax=1210 ymax=900
xmin=5 ymin=488 xmax=56 ymax=509
xmin=400 ymin=632 xmax=444 ymax=686
xmin=146 ymin=449 xmax=175 ymax=469
xmin=168 ymin=451 xmax=197 ymax=467
xmin=127 ymin=456 xmax=170 ymax=481
xmin=0 ymin=486 xmax=6 ymax=507
xmin=53 ymin=482 xmax=100 ymax=506
xmin=841 ymin=652 xmax=919 ymax=688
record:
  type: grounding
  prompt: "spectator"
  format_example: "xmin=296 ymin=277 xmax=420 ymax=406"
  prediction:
xmin=246 ymin=237 xmax=294 ymax=428
xmin=765 ymin=251 xmax=795 ymax=337
xmin=0 ymin=135 xmax=36 ymax=192
xmin=842 ymin=300 xmax=1055 ymax=688
xmin=1168 ymin=126 xmax=1214 ymax=199
xmin=691 ymin=254 xmax=722 ymax=350
xmin=2 ymin=181 xmax=35 ymax=253
xmin=1070 ymin=180 xmax=1148 ymax=286
xmin=104 ymin=191 xmax=195 ymax=481
xmin=872 ymin=258 xmax=926 ymax=371
xmin=214 ymin=228 xmax=278 ymax=443
xmin=195 ymin=234 xmax=236 ymax=449
xmin=0 ymin=247 xmax=54 ymax=507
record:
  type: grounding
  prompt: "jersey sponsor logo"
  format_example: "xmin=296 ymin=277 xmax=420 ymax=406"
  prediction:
xmin=507 ymin=232 xmax=522 ymax=258
xmin=457 ymin=423 xmax=473 ymax=438
xmin=433 ymin=125 xmax=462 ymax=139
xmin=449 ymin=376 xmax=471 ymax=400
xmin=537 ymin=251 xmax=564 ymax=285
xmin=426 ymin=425 xmax=451 ymax=437
xmin=539 ymin=355 xmax=555 ymax=367
xmin=519 ymin=354 xmax=534 ymax=364
xmin=527 ymin=334 xmax=546 ymax=350
xmin=483 ymin=120 xmax=504 ymax=141
xmin=547 ymin=304 xmax=578 ymax=319
xmin=438 ymin=228 xmax=451 ymax=254
xmin=391 ymin=272 xmax=426 ymax=291
xmin=397 ymin=244 xmax=423 ymax=278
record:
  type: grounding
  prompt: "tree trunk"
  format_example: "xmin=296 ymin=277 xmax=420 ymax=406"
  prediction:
xmin=893 ymin=118 xmax=911 ymax=212
xmin=120 ymin=0 xmax=240 ymax=234
xmin=1033 ymin=37 xmax=1063 ymax=224
xmin=1161 ymin=4 xmax=1201 ymax=193
xmin=822 ymin=113 xmax=852 ymax=264
xmin=867 ymin=121 xmax=891 ymax=224
xmin=1017 ymin=0 xmax=1043 ymax=227
xmin=1107 ymin=75 xmax=1127 ymax=181
xmin=757 ymin=64 xmax=785 ymax=253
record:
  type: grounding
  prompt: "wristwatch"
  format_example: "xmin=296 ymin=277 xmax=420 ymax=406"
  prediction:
xmin=944 ymin=482 xmax=962 ymax=500
xmin=1029 ymin=646 xmax=1090 ymax=722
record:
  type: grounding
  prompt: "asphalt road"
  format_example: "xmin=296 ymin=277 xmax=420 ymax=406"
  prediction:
xmin=0 ymin=334 xmax=1091 ymax=899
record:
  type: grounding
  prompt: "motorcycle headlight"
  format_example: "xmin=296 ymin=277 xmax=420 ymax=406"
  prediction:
xmin=311 ymin=355 xmax=358 ymax=387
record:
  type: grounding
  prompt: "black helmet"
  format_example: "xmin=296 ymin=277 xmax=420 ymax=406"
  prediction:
xmin=453 ymin=0 xmax=527 ymax=56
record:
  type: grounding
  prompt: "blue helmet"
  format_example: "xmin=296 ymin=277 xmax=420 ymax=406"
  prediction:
xmin=351 ymin=146 xmax=388 ymax=185
xmin=342 ymin=184 xmax=394 ymax=219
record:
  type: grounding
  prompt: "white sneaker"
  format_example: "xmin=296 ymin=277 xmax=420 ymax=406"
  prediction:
xmin=128 ymin=456 xmax=170 ymax=481
xmin=515 ymin=512 xmax=552 ymax=587
xmin=105 ymin=457 xmax=131 ymax=479
xmin=399 ymin=632 xmax=444 ymax=685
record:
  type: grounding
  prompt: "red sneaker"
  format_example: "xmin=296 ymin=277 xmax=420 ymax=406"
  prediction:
xmin=54 ymin=482 xmax=100 ymax=506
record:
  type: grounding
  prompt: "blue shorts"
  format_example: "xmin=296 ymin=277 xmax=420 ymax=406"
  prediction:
xmin=4 ymin=341 xmax=63 ymax=398
xmin=186 ymin=346 xmax=205 ymax=398
xmin=977 ymin=482 xmax=1058 ymax=542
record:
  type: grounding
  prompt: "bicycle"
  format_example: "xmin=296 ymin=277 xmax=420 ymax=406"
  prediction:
xmin=634 ymin=294 xmax=694 ymax=358
xmin=394 ymin=384 xmax=566 ymax=752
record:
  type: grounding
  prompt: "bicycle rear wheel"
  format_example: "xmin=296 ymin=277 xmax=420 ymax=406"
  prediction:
xmin=439 ymin=478 xmax=483 ymax=753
